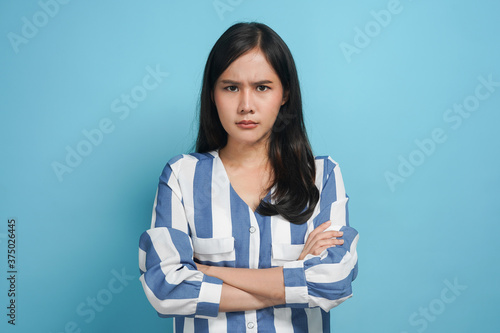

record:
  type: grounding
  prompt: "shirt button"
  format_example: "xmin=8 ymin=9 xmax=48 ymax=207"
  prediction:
xmin=249 ymin=226 xmax=256 ymax=233
xmin=247 ymin=322 xmax=255 ymax=329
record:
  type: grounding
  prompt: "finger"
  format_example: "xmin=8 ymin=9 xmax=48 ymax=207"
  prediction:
xmin=314 ymin=238 xmax=342 ymax=248
xmin=308 ymin=221 xmax=331 ymax=239
xmin=311 ymin=223 xmax=344 ymax=239
xmin=303 ymin=233 xmax=332 ymax=254
xmin=319 ymin=230 xmax=344 ymax=239
xmin=305 ymin=222 xmax=332 ymax=245
xmin=332 ymin=238 xmax=344 ymax=246
xmin=300 ymin=238 xmax=344 ymax=260
xmin=301 ymin=230 xmax=330 ymax=258
xmin=332 ymin=230 xmax=344 ymax=237
xmin=300 ymin=225 xmax=344 ymax=260
xmin=303 ymin=223 xmax=344 ymax=256
xmin=318 ymin=228 xmax=344 ymax=237
xmin=318 ymin=237 xmax=344 ymax=245
xmin=311 ymin=244 xmax=337 ymax=255
xmin=307 ymin=230 xmax=343 ymax=244
xmin=310 ymin=238 xmax=344 ymax=252
xmin=303 ymin=222 xmax=330 ymax=249
xmin=309 ymin=241 xmax=337 ymax=255
xmin=310 ymin=239 xmax=345 ymax=255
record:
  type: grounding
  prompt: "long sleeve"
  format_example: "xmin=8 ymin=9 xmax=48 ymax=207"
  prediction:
xmin=139 ymin=152 xmax=356 ymax=331
xmin=282 ymin=157 xmax=359 ymax=311
xmin=138 ymin=157 xmax=223 ymax=318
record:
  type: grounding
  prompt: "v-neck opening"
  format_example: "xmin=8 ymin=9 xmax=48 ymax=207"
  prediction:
xmin=213 ymin=150 xmax=272 ymax=215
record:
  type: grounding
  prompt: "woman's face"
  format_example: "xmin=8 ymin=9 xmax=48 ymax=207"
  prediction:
xmin=213 ymin=47 xmax=287 ymax=148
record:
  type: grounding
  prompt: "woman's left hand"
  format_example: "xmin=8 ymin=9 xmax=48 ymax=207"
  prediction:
xmin=298 ymin=221 xmax=344 ymax=260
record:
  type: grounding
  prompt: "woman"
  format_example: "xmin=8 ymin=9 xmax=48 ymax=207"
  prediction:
xmin=139 ymin=22 xmax=358 ymax=332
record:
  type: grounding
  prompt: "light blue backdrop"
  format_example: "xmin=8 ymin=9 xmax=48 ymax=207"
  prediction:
xmin=1 ymin=0 xmax=499 ymax=332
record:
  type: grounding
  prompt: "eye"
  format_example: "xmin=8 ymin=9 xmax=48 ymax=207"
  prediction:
xmin=256 ymin=85 xmax=270 ymax=92
xmin=224 ymin=86 xmax=238 ymax=92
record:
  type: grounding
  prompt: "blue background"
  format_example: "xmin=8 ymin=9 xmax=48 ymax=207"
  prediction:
xmin=1 ymin=0 xmax=499 ymax=332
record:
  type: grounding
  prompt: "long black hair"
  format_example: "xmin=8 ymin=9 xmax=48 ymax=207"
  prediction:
xmin=196 ymin=22 xmax=319 ymax=224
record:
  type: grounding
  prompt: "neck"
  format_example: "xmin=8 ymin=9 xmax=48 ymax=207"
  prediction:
xmin=219 ymin=139 xmax=269 ymax=168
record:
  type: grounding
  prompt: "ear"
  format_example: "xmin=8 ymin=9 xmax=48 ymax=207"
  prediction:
xmin=281 ymin=90 xmax=289 ymax=105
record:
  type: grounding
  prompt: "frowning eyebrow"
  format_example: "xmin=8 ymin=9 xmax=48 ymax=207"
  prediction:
xmin=219 ymin=79 xmax=273 ymax=85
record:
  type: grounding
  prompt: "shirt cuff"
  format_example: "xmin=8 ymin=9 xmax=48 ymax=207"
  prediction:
xmin=195 ymin=275 xmax=223 ymax=318
xmin=282 ymin=261 xmax=309 ymax=307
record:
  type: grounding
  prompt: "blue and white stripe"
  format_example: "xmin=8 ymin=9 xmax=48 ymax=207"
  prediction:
xmin=139 ymin=150 xmax=359 ymax=332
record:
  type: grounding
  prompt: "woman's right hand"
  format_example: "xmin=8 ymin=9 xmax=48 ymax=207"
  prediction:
xmin=298 ymin=221 xmax=344 ymax=260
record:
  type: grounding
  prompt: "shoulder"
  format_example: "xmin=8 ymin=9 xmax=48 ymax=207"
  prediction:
xmin=314 ymin=155 xmax=341 ymax=173
xmin=160 ymin=151 xmax=217 ymax=179
xmin=314 ymin=155 xmax=346 ymax=190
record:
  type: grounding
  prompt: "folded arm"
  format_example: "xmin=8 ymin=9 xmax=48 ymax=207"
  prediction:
xmin=202 ymin=159 xmax=359 ymax=312
xmin=197 ymin=220 xmax=346 ymax=309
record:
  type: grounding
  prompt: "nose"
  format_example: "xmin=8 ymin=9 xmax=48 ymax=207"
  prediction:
xmin=238 ymin=89 xmax=254 ymax=114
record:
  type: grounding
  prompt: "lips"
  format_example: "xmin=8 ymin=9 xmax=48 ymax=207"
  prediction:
xmin=236 ymin=120 xmax=258 ymax=129
xmin=236 ymin=120 xmax=257 ymax=125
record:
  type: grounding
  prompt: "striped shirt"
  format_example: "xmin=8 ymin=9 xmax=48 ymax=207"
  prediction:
xmin=139 ymin=150 xmax=359 ymax=332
